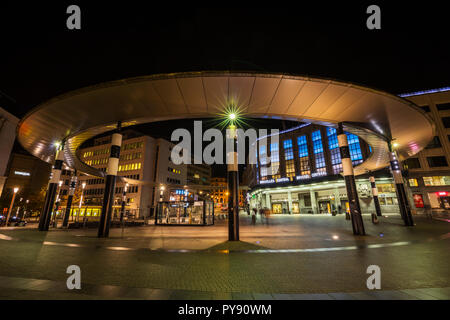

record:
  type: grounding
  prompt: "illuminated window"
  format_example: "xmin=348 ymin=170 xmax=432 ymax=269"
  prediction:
xmin=346 ymin=133 xmax=363 ymax=164
xmin=285 ymin=159 xmax=295 ymax=178
xmin=283 ymin=139 xmax=294 ymax=160
xmin=377 ymin=183 xmax=396 ymax=193
xmin=283 ymin=139 xmax=295 ymax=178
xmin=270 ymin=143 xmax=280 ymax=176
xmin=327 ymin=128 xmax=342 ymax=174
xmin=409 ymin=179 xmax=418 ymax=187
xmin=423 ymin=176 xmax=450 ymax=186
xmin=270 ymin=143 xmax=279 ymax=162
xmin=297 ymin=135 xmax=310 ymax=175
xmin=259 ymin=145 xmax=268 ymax=165
xmin=312 ymin=130 xmax=326 ymax=170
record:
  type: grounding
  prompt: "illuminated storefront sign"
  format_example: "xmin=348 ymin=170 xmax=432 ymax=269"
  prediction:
xmin=14 ymin=171 xmax=30 ymax=176
xmin=436 ymin=191 xmax=448 ymax=196
xmin=296 ymin=171 xmax=327 ymax=181
xmin=311 ymin=172 xmax=327 ymax=178
xmin=413 ymin=194 xmax=424 ymax=208
xmin=260 ymin=179 xmax=275 ymax=185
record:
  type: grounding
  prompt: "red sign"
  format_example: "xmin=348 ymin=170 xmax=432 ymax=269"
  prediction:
xmin=437 ymin=191 xmax=448 ymax=196
xmin=413 ymin=194 xmax=424 ymax=208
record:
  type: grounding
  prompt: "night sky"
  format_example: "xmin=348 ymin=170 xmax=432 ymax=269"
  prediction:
xmin=1 ymin=2 xmax=449 ymax=176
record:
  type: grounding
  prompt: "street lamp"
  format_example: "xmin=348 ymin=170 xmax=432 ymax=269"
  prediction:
xmin=120 ymin=183 xmax=129 ymax=223
xmin=78 ymin=182 xmax=86 ymax=222
xmin=4 ymin=187 xmax=19 ymax=227
xmin=24 ymin=199 xmax=29 ymax=220
xmin=52 ymin=180 xmax=64 ymax=227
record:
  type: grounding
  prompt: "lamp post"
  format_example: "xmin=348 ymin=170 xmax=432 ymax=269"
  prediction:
xmin=227 ymin=122 xmax=240 ymax=241
xmin=24 ymin=199 xmax=29 ymax=220
xmin=52 ymin=180 xmax=63 ymax=227
xmin=159 ymin=185 xmax=165 ymax=202
xmin=120 ymin=183 xmax=128 ymax=223
xmin=5 ymin=187 xmax=19 ymax=227
xmin=78 ymin=182 xmax=86 ymax=223
xmin=16 ymin=197 xmax=23 ymax=218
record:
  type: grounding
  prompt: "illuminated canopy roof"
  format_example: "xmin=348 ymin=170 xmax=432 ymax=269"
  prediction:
xmin=17 ymin=71 xmax=434 ymax=178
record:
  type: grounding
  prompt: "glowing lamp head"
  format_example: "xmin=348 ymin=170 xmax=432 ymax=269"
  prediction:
xmin=13 ymin=187 xmax=19 ymax=193
xmin=82 ymin=182 xmax=86 ymax=189
xmin=229 ymin=113 xmax=236 ymax=120
xmin=393 ymin=142 xmax=399 ymax=148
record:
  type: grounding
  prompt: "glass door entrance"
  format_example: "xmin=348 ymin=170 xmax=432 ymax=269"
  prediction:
xmin=272 ymin=203 xmax=282 ymax=214
xmin=318 ymin=201 xmax=331 ymax=214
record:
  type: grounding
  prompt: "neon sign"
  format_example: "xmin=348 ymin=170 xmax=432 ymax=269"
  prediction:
xmin=14 ymin=171 xmax=30 ymax=176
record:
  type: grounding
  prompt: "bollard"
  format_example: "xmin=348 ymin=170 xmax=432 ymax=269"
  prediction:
xmin=371 ymin=213 xmax=379 ymax=224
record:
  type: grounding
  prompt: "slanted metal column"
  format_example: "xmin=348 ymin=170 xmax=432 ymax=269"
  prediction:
xmin=369 ymin=176 xmax=382 ymax=217
xmin=62 ymin=170 xmax=77 ymax=227
xmin=39 ymin=143 xmax=65 ymax=231
xmin=337 ymin=123 xmax=365 ymax=235
xmin=227 ymin=125 xmax=239 ymax=241
xmin=98 ymin=122 xmax=122 ymax=238
xmin=389 ymin=147 xmax=414 ymax=226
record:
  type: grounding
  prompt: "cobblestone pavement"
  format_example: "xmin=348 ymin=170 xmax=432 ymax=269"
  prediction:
xmin=0 ymin=214 xmax=449 ymax=299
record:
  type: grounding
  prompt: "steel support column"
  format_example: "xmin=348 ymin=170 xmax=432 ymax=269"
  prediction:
xmin=369 ymin=176 xmax=382 ymax=217
xmin=389 ymin=147 xmax=414 ymax=226
xmin=39 ymin=144 xmax=64 ymax=231
xmin=63 ymin=170 xmax=77 ymax=227
xmin=98 ymin=122 xmax=122 ymax=238
xmin=227 ymin=125 xmax=239 ymax=241
xmin=337 ymin=123 xmax=365 ymax=235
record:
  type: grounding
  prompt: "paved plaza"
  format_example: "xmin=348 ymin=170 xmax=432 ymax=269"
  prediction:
xmin=0 ymin=214 xmax=449 ymax=299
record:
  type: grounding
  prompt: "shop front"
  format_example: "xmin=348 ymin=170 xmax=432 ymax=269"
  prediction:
xmin=249 ymin=177 xmax=401 ymax=216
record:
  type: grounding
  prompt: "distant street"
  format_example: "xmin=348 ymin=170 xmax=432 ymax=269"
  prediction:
xmin=0 ymin=214 xmax=449 ymax=300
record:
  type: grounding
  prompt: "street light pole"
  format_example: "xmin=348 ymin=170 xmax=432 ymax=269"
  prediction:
xmin=78 ymin=182 xmax=86 ymax=223
xmin=53 ymin=180 xmax=63 ymax=227
xmin=5 ymin=187 xmax=19 ymax=227
xmin=227 ymin=123 xmax=239 ymax=241
xmin=120 ymin=183 xmax=128 ymax=223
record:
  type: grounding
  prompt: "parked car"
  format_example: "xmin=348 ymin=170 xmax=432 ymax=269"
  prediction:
xmin=0 ymin=215 xmax=27 ymax=227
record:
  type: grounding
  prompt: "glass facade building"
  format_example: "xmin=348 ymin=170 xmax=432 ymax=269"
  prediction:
xmin=246 ymin=123 xmax=397 ymax=215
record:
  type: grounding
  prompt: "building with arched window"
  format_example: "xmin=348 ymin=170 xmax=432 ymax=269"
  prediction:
xmin=244 ymin=123 xmax=399 ymax=215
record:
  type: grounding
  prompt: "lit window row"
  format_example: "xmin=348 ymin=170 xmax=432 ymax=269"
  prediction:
xmin=83 ymin=151 xmax=93 ymax=158
xmin=118 ymin=162 xmax=142 ymax=172
xmin=120 ymin=152 xmax=142 ymax=161
xmin=93 ymin=148 xmax=109 ymax=156
xmin=168 ymin=167 xmax=181 ymax=174
xmin=122 ymin=141 xmax=144 ymax=151
xmin=423 ymin=176 xmax=450 ymax=186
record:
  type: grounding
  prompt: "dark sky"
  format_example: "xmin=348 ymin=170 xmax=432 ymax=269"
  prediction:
xmin=1 ymin=2 xmax=449 ymax=117
xmin=1 ymin=2 xmax=449 ymax=176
